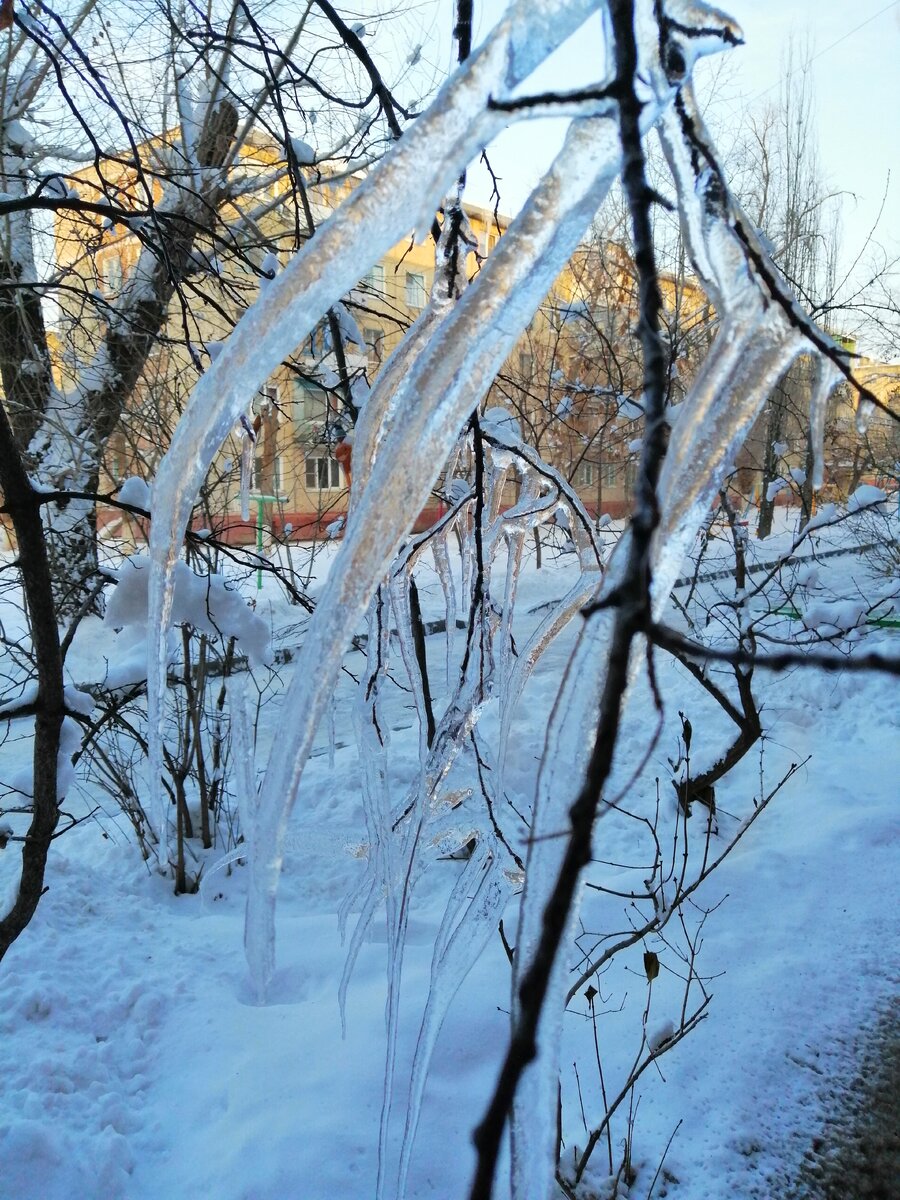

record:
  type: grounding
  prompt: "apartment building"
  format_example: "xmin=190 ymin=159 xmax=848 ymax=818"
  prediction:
xmin=51 ymin=137 xmax=737 ymax=544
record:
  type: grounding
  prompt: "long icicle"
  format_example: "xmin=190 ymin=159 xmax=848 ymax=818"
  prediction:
xmin=146 ymin=0 xmax=598 ymax=873
xmin=241 ymin=112 xmax=640 ymax=1001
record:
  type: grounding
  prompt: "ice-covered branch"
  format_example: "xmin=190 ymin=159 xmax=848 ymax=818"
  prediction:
xmin=145 ymin=0 xmax=599 ymax=916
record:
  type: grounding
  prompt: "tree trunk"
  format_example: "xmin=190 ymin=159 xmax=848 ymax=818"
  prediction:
xmin=756 ymin=387 xmax=785 ymax=540
xmin=2 ymin=100 xmax=239 ymax=619
xmin=0 ymin=398 xmax=64 ymax=964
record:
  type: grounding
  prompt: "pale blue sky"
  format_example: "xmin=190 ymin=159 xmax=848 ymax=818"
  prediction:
xmin=456 ymin=0 xmax=899 ymax=296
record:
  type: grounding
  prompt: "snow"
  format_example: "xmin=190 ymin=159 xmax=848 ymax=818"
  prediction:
xmin=63 ymin=686 xmax=95 ymax=717
xmin=104 ymin=554 xmax=272 ymax=685
xmin=116 ymin=476 xmax=151 ymax=509
xmin=0 ymin=525 xmax=897 ymax=1200
xmin=56 ymin=717 xmax=83 ymax=799
xmin=846 ymin=483 xmax=886 ymax=513
xmin=801 ymin=597 xmax=868 ymax=636
xmin=289 ymin=136 xmax=316 ymax=165
xmin=649 ymin=1019 xmax=676 ymax=1052
xmin=800 ymin=503 xmax=837 ymax=535
xmin=260 ymin=251 xmax=279 ymax=282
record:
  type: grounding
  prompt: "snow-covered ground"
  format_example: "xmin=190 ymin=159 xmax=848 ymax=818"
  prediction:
xmin=0 ymin=510 xmax=897 ymax=1200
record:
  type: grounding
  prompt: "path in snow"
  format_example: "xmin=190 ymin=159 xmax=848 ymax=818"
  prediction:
xmin=789 ymin=996 xmax=900 ymax=1200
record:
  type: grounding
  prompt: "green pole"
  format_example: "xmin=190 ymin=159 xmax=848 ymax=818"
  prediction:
xmin=249 ymin=494 xmax=288 ymax=591
xmin=256 ymin=496 xmax=265 ymax=591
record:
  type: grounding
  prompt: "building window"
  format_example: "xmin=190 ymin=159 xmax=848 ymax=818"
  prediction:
xmin=518 ymin=351 xmax=533 ymax=378
xmin=364 ymin=264 xmax=385 ymax=294
xmin=102 ymin=252 xmax=123 ymax=294
xmin=602 ymin=461 xmax=618 ymax=487
xmin=252 ymin=455 xmax=283 ymax=495
xmin=305 ymin=454 xmax=342 ymax=490
xmin=405 ymin=272 xmax=426 ymax=309
xmin=253 ymin=385 xmax=278 ymax=414
xmin=293 ymin=380 xmax=327 ymax=426
xmin=364 ymin=326 xmax=384 ymax=364
xmin=575 ymin=461 xmax=595 ymax=488
xmin=303 ymin=323 xmax=327 ymax=358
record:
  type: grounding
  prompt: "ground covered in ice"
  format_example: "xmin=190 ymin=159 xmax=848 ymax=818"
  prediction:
xmin=0 ymin=511 xmax=897 ymax=1200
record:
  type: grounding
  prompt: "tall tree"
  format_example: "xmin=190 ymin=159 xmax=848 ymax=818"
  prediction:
xmin=0 ymin=0 xmax=420 ymax=957
xmin=1 ymin=0 xmax=416 ymax=614
xmin=734 ymin=39 xmax=842 ymax=536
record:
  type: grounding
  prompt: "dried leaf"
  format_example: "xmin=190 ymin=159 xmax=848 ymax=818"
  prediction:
xmin=643 ymin=950 xmax=660 ymax=982
xmin=679 ymin=711 xmax=692 ymax=753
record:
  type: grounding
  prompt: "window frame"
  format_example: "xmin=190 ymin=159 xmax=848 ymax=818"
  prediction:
xmin=293 ymin=380 xmax=328 ymax=427
xmin=101 ymin=252 xmax=123 ymax=294
xmin=363 ymin=325 xmax=384 ymax=364
xmin=405 ymin=271 xmax=426 ymax=309
xmin=575 ymin=461 xmax=595 ymax=489
xmin=364 ymin=263 xmax=385 ymax=295
xmin=252 ymin=453 xmax=284 ymax=495
xmin=305 ymin=454 xmax=342 ymax=491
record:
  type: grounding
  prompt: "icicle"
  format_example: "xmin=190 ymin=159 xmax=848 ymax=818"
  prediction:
xmin=148 ymin=571 xmax=175 ymax=872
xmin=327 ymin=690 xmax=336 ymax=771
xmin=509 ymin=584 xmax=617 ymax=1200
xmin=376 ymin=788 xmax=427 ymax=1200
xmin=496 ymin=570 xmax=600 ymax=797
xmin=377 ymin=549 xmax=452 ymax=1200
xmin=339 ymin=589 xmax=394 ymax=1033
xmin=459 ymin=494 xmax=474 ymax=636
xmin=232 ymin=677 xmax=258 ymax=867
xmin=238 ymin=112 xmax=641 ymax=1000
xmin=808 ymin=357 xmax=842 ymax=491
xmin=146 ymin=0 xmax=600 ymax=898
xmin=388 ymin=564 xmax=430 ymax=761
xmin=352 ymin=309 xmax=443 ymax=500
xmin=652 ymin=89 xmax=809 ymax=607
xmin=397 ymin=840 xmax=509 ymax=1197
xmin=856 ymin=396 xmax=874 ymax=435
xmin=431 ymin=529 xmax=457 ymax=686
xmin=239 ymin=415 xmax=254 ymax=522
xmin=499 ymin=526 xmax=524 ymax=677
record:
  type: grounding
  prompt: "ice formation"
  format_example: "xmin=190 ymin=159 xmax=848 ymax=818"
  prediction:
xmin=140 ymin=3 xmax=855 ymax=1197
xmin=146 ymin=0 xmax=599 ymax=874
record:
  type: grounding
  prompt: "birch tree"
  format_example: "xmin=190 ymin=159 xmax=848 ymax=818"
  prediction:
xmin=0 ymin=0 xmax=417 ymax=614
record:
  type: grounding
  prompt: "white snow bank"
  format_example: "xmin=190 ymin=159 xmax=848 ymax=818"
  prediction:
xmin=846 ymin=484 xmax=886 ymax=513
xmin=104 ymin=555 xmax=272 ymax=683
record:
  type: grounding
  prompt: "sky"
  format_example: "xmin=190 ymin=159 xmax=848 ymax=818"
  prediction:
xmin=450 ymin=0 xmax=899 ymax=305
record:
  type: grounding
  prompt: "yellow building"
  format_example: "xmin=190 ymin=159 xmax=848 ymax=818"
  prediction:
xmin=65 ymin=136 xmax=842 ymax=543
xmin=54 ymin=137 xmax=656 ymax=542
